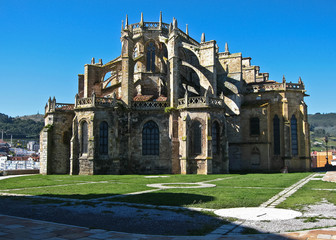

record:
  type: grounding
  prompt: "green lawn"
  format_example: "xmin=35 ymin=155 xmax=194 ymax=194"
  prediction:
xmin=108 ymin=173 xmax=311 ymax=209
xmin=278 ymin=179 xmax=336 ymax=210
xmin=0 ymin=173 xmax=313 ymax=207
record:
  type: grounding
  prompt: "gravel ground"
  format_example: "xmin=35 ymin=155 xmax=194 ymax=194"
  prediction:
xmin=2 ymin=196 xmax=336 ymax=236
xmin=235 ymin=199 xmax=336 ymax=233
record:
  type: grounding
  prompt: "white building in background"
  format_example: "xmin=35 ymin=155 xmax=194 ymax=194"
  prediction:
xmin=0 ymin=156 xmax=40 ymax=171
xmin=27 ymin=141 xmax=40 ymax=152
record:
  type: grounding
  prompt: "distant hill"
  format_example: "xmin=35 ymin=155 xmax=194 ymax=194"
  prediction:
xmin=308 ymin=113 xmax=336 ymax=137
xmin=0 ymin=113 xmax=44 ymax=139
xmin=17 ymin=114 xmax=44 ymax=122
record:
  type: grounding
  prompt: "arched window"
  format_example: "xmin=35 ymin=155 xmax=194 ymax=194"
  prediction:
xmin=273 ymin=115 xmax=280 ymax=155
xmin=291 ymin=115 xmax=298 ymax=156
xmin=142 ymin=120 xmax=159 ymax=155
xmin=99 ymin=121 xmax=108 ymax=155
xmin=81 ymin=121 xmax=88 ymax=154
xmin=191 ymin=120 xmax=202 ymax=155
xmin=212 ymin=121 xmax=220 ymax=155
xmin=146 ymin=42 xmax=155 ymax=72
xmin=250 ymin=117 xmax=260 ymax=136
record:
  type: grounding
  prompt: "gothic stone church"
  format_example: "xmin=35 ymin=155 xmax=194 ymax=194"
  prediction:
xmin=40 ymin=13 xmax=311 ymax=175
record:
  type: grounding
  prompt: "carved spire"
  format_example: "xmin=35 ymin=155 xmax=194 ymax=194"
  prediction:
xmin=201 ymin=33 xmax=205 ymax=43
xmin=125 ymin=14 xmax=128 ymax=29
xmin=98 ymin=59 xmax=103 ymax=65
xmin=225 ymin=42 xmax=229 ymax=53
xmin=173 ymin=17 xmax=177 ymax=29
xmin=140 ymin=12 xmax=144 ymax=26
xmin=159 ymin=11 xmax=162 ymax=25
xmin=186 ymin=24 xmax=189 ymax=35
xmin=298 ymin=76 xmax=302 ymax=84
xmin=282 ymin=75 xmax=286 ymax=83
xmin=91 ymin=57 xmax=95 ymax=64
xmin=121 ymin=20 xmax=124 ymax=31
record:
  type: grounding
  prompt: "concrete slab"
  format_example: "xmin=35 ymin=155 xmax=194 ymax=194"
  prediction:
xmin=214 ymin=207 xmax=302 ymax=221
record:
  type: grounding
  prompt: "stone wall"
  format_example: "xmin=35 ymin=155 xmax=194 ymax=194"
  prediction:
xmin=40 ymin=111 xmax=74 ymax=174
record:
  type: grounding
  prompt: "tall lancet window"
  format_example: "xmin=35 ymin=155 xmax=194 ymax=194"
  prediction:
xmin=212 ymin=121 xmax=220 ymax=155
xmin=81 ymin=121 xmax=88 ymax=154
xmin=190 ymin=120 xmax=202 ymax=155
xmin=146 ymin=42 xmax=155 ymax=72
xmin=142 ymin=121 xmax=159 ymax=155
xmin=291 ymin=115 xmax=298 ymax=156
xmin=273 ymin=115 xmax=280 ymax=155
xmin=99 ymin=121 xmax=108 ymax=155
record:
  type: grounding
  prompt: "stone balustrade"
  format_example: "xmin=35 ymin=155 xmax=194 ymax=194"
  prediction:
xmin=130 ymin=22 xmax=169 ymax=34
xmin=131 ymin=101 xmax=169 ymax=110
xmin=75 ymin=96 xmax=121 ymax=109
xmin=45 ymin=98 xmax=74 ymax=114
xmin=55 ymin=103 xmax=74 ymax=111
xmin=178 ymin=96 xmax=224 ymax=108
xmin=246 ymin=82 xmax=305 ymax=93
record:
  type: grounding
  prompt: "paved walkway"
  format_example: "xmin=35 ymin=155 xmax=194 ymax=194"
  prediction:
xmin=1 ymin=213 xmax=336 ymax=239
xmin=0 ymin=171 xmax=335 ymax=239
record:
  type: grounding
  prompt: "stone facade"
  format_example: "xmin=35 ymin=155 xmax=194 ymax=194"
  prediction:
xmin=40 ymin=13 xmax=310 ymax=175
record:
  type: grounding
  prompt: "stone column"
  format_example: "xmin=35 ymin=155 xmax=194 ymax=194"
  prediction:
xmin=180 ymin=112 xmax=188 ymax=174
xmin=120 ymin=31 xmax=134 ymax=106
xmin=168 ymin=29 xmax=180 ymax=107
xmin=199 ymin=40 xmax=217 ymax=96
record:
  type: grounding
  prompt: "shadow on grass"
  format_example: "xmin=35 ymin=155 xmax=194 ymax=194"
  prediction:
xmin=107 ymin=192 xmax=215 ymax=206
xmin=0 ymin=194 xmax=293 ymax=239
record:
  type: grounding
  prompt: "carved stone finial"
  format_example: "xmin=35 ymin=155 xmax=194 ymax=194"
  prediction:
xmin=298 ymin=76 xmax=302 ymax=84
xmin=98 ymin=59 xmax=103 ymax=65
xmin=121 ymin=20 xmax=124 ymax=31
xmin=220 ymin=92 xmax=224 ymax=100
xmin=91 ymin=57 xmax=95 ymax=64
xmin=140 ymin=12 xmax=144 ymax=26
xmin=159 ymin=11 xmax=162 ymax=24
xmin=282 ymin=75 xmax=286 ymax=83
xmin=169 ymin=23 xmax=172 ymax=33
xmin=136 ymin=85 xmax=142 ymax=95
xmin=173 ymin=17 xmax=177 ymax=29
xmin=125 ymin=14 xmax=128 ymax=29
xmin=201 ymin=33 xmax=205 ymax=43
xmin=225 ymin=42 xmax=229 ymax=53
xmin=186 ymin=24 xmax=189 ymax=35
xmin=52 ymin=96 xmax=56 ymax=103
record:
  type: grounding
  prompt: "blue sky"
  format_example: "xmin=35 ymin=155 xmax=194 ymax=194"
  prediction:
xmin=0 ymin=0 xmax=335 ymax=116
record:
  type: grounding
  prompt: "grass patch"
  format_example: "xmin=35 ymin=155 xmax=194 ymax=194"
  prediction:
xmin=108 ymin=187 xmax=281 ymax=209
xmin=277 ymin=180 xmax=336 ymax=209
xmin=1 ymin=173 xmax=312 ymax=208
xmin=5 ymin=182 xmax=151 ymax=199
